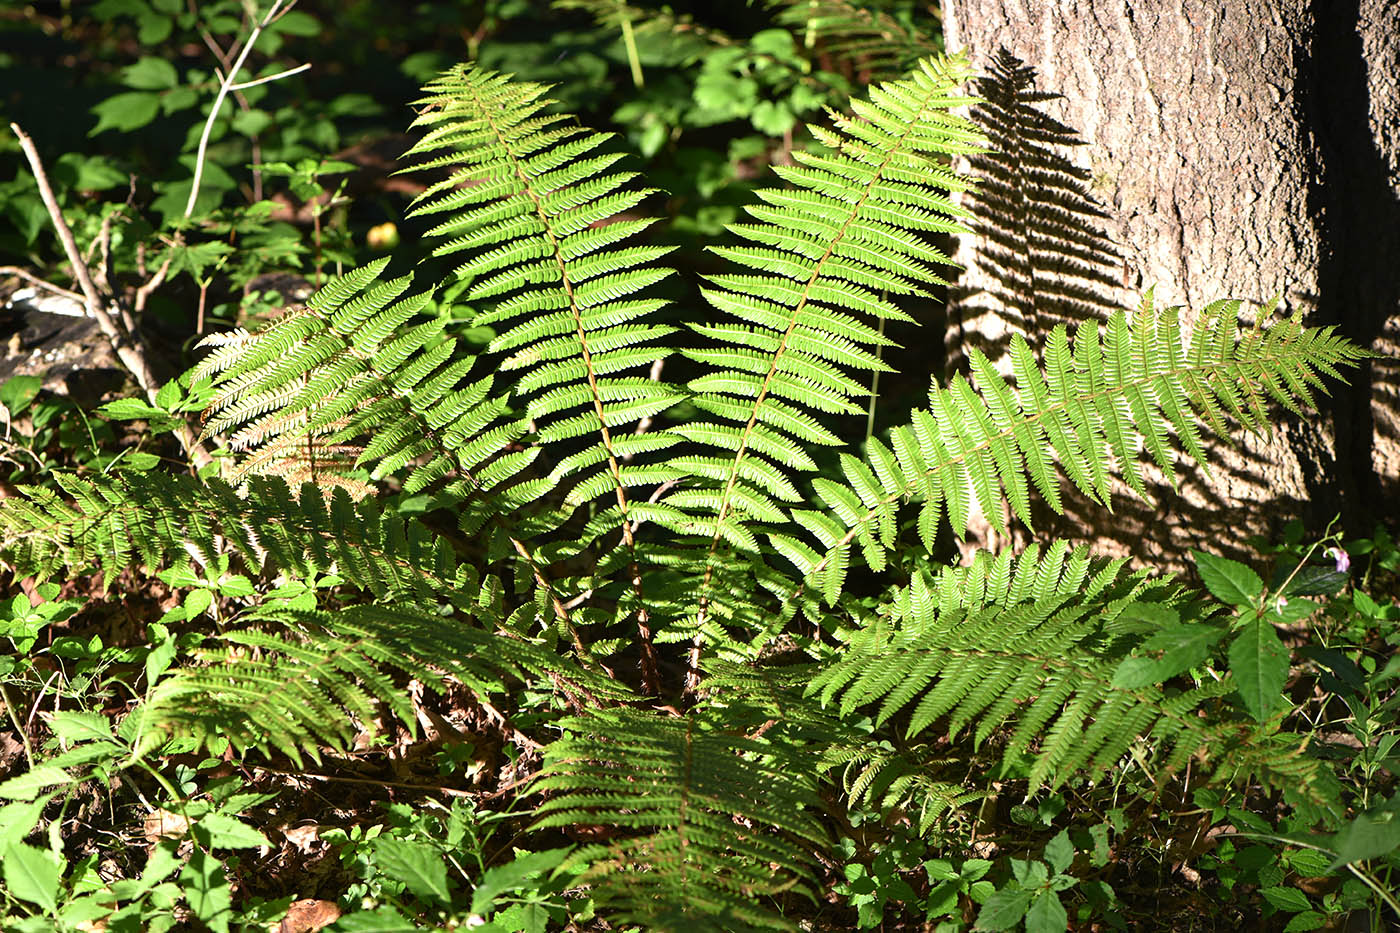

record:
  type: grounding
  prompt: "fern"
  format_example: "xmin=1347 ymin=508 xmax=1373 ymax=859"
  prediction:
xmin=656 ymin=55 xmax=983 ymax=676
xmin=532 ymin=705 xmax=826 ymax=931
xmin=149 ymin=603 xmax=629 ymax=766
xmin=772 ymin=0 xmax=940 ymax=75
xmin=0 ymin=50 xmax=1371 ymax=931
xmin=775 ymin=295 xmax=1368 ymax=603
xmin=808 ymin=542 xmax=1230 ymax=790
xmin=0 ymin=471 xmax=470 ymax=603
xmin=195 ymin=260 xmax=539 ymax=539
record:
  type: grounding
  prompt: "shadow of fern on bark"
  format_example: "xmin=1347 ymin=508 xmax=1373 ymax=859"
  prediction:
xmin=946 ymin=47 xmax=1124 ymax=377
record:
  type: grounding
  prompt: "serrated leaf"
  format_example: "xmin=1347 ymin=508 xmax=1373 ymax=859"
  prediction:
xmin=974 ymin=888 xmax=1032 ymax=930
xmin=47 ymin=710 xmax=112 ymax=743
xmin=97 ymin=398 xmax=168 ymax=421
xmin=0 ymin=797 xmax=50 ymax=847
xmin=180 ymin=848 xmax=232 ymax=933
xmin=1193 ymin=550 xmax=1262 ymax=607
xmin=1 ymin=842 xmax=64 ymax=912
xmin=0 ymin=766 xmax=72 ymax=800
xmin=1042 ymin=830 xmax=1074 ymax=874
xmin=371 ymin=838 xmax=449 ymax=904
xmin=1228 ymin=615 xmax=1289 ymax=722
xmin=1261 ymin=886 xmax=1312 ymax=912
xmin=1024 ymin=890 xmax=1068 ymax=933
xmin=470 ymin=846 xmax=572 ymax=916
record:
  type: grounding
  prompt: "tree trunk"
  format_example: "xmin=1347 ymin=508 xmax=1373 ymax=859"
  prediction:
xmin=940 ymin=0 xmax=1400 ymax=566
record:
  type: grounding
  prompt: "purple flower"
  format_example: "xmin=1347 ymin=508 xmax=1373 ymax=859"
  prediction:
xmin=1325 ymin=546 xmax=1350 ymax=574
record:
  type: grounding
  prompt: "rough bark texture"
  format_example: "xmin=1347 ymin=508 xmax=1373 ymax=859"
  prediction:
xmin=941 ymin=0 xmax=1400 ymax=566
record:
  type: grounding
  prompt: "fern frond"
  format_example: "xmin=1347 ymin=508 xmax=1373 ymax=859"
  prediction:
xmin=405 ymin=66 xmax=681 ymax=513
xmin=195 ymin=261 xmax=541 ymax=538
xmin=820 ymin=740 xmax=988 ymax=837
xmin=404 ymin=66 xmax=688 ymax=688
xmin=0 ymin=471 xmax=464 ymax=605
xmin=660 ymin=55 xmax=981 ymax=674
xmin=148 ymin=603 xmax=629 ymax=766
xmin=808 ymin=543 xmax=1230 ymax=790
xmin=532 ymin=705 xmax=825 ymax=931
xmin=783 ymin=296 xmax=1367 ymax=602
xmin=772 ymin=0 xmax=940 ymax=76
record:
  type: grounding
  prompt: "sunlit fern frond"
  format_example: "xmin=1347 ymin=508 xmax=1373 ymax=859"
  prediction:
xmin=776 ymin=296 xmax=1369 ymax=603
xmin=653 ymin=54 xmax=980 ymax=669
xmin=404 ymin=66 xmax=683 ymax=527
xmin=148 ymin=603 xmax=631 ymax=766
xmin=819 ymin=740 xmax=988 ymax=837
xmin=808 ymin=542 xmax=1232 ymax=790
xmin=532 ymin=704 xmax=826 ymax=931
xmin=194 ymin=260 xmax=540 ymax=537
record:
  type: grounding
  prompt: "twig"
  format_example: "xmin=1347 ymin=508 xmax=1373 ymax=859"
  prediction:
xmin=133 ymin=254 xmax=174 ymax=314
xmin=0 ymin=266 xmax=85 ymax=305
xmin=11 ymin=122 xmax=213 ymax=469
xmin=185 ymin=0 xmax=307 ymax=218
xmin=227 ymin=62 xmax=310 ymax=91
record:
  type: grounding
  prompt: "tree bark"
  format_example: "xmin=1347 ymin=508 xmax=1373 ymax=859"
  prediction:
xmin=941 ymin=0 xmax=1400 ymax=566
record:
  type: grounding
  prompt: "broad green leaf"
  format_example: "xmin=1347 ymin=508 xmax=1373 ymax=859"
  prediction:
xmin=90 ymin=91 xmax=161 ymax=135
xmin=1042 ymin=830 xmax=1074 ymax=874
xmin=0 ymin=375 xmax=42 ymax=415
xmin=1261 ymin=886 xmax=1312 ymax=912
xmin=1112 ymin=623 xmax=1227 ymax=688
xmin=974 ymin=888 xmax=1032 ymax=930
xmin=122 ymin=57 xmax=178 ymax=90
xmin=48 ymin=710 xmax=112 ymax=743
xmin=325 ymin=907 xmax=417 ymax=931
xmin=1024 ymin=890 xmax=1068 ymax=933
xmin=180 ymin=848 xmax=232 ymax=933
xmin=196 ymin=811 xmax=271 ymax=849
xmin=0 ymin=797 xmax=50 ymax=847
xmin=1192 ymin=550 xmax=1262 ymax=607
xmin=470 ymin=846 xmax=572 ymax=915
xmin=1327 ymin=807 xmax=1400 ymax=869
xmin=97 ymin=398 xmax=169 ymax=421
xmin=371 ymin=838 xmax=449 ymax=904
xmin=1 ymin=842 xmax=64 ymax=912
xmin=0 ymin=766 xmax=72 ymax=800
xmin=1228 ymin=616 xmax=1289 ymax=722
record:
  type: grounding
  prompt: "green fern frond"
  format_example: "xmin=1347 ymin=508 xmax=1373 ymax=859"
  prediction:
xmin=660 ymin=55 xmax=981 ymax=672
xmin=772 ymin=0 xmax=940 ymax=75
xmin=532 ymin=705 xmax=825 ymax=931
xmin=781 ymin=296 xmax=1368 ymax=602
xmin=0 ymin=471 xmax=465 ymax=604
xmin=195 ymin=261 xmax=541 ymax=534
xmin=404 ymin=66 xmax=681 ymax=517
xmin=808 ymin=543 xmax=1229 ymax=790
xmin=148 ymin=603 xmax=629 ymax=766
xmin=820 ymin=740 xmax=988 ymax=837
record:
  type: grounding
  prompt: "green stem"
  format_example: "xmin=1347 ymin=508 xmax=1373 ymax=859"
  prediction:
xmin=618 ymin=2 xmax=644 ymax=88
